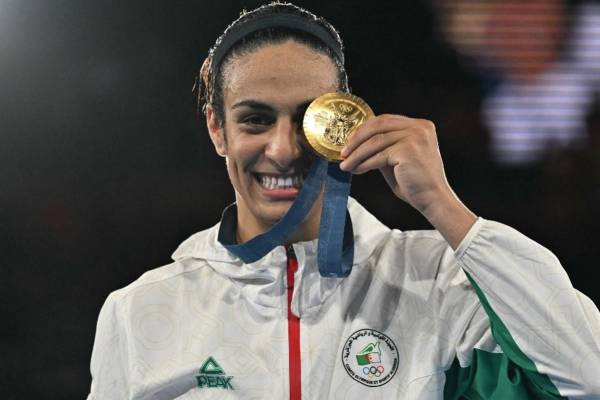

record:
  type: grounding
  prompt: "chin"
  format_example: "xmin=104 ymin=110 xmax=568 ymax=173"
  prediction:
xmin=258 ymin=202 xmax=294 ymax=225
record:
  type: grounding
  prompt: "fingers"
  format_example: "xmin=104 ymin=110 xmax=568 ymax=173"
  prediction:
xmin=347 ymin=150 xmax=390 ymax=175
xmin=339 ymin=132 xmax=398 ymax=173
xmin=339 ymin=115 xmax=437 ymax=175
xmin=340 ymin=114 xmax=414 ymax=158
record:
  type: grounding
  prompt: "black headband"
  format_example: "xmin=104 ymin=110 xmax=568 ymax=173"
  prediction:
xmin=209 ymin=13 xmax=345 ymax=91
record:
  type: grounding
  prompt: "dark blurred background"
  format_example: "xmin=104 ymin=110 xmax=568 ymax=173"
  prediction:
xmin=1 ymin=0 xmax=598 ymax=398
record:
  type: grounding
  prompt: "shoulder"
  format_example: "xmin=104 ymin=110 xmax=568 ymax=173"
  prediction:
xmin=372 ymin=217 xmax=453 ymax=275
xmin=348 ymin=196 xmax=450 ymax=262
xmin=352 ymin=208 xmax=478 ymax=313
xmin=387 ymin=227 xmax=448 ymax=255
xmin=378 ymin=227 xmax=469 ymax=293
xmin=348 ymin=197 xmax=458 ymax=279
xmin=106 ymin=222 xmax=226 ymax=310
xmin=103 ymin=259 xmax=212 ymax=318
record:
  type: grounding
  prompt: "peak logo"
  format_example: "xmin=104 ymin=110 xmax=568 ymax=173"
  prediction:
xmin=196 ymin=357 xmax=234 ymax=390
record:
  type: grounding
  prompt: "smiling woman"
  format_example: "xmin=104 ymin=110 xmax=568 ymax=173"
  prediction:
xmin=195 ymin=4 xmax=349 ymax=244
xmin=207 ymin=40 xmax=339 ymax=242
xmin=87 ymin=2 xmax=600 ymax=400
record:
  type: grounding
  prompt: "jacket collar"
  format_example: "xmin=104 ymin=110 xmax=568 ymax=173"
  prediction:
xmin=172 ymin=197 xmax=389 ymax=265
xmin=170 ymin=197 xmax=391 ymax=313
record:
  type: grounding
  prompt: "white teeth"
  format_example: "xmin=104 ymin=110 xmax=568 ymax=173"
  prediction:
xmin=259 ymin=174 xmax=303 ymax=189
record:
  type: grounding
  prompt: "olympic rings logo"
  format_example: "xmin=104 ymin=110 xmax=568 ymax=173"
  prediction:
xmin=362 ymin=365 xmax=384 ymax=378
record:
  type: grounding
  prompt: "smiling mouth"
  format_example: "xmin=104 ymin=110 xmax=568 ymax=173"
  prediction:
xmin=254 ymin=173 xmax=304 ymax=190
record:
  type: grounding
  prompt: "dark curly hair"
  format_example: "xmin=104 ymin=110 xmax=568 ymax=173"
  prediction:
xmin=195 ymin=2 xmax=349 ymax=127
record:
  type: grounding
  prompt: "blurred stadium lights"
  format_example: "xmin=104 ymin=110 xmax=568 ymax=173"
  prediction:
xmin=432 ymin=0 xmax=600 ymax=165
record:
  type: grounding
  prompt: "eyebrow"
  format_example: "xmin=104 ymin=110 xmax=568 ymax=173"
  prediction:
xmin=231 ymin=99 xmax=314 ymax=113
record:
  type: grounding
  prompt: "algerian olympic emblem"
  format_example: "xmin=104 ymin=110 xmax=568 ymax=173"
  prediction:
xmin=341 ymin=329 xmax=399 ymax=387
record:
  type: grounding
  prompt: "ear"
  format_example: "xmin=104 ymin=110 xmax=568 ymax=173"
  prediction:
xmin=206 ymin=106 xmax=227 ymax=157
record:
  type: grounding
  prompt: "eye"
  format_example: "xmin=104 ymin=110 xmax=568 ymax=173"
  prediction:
xmin=240 ymin=114 xmax=274 ymax=126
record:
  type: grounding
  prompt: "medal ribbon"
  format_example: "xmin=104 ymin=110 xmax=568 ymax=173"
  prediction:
xmin=317 ymin=161 xmax=353 ymax=277
xmin=223 ymin=157 xmax=354 ymax=277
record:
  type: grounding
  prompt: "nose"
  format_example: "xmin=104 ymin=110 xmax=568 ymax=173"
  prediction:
xmin=265 ymin=118 xmax=303 ymax=170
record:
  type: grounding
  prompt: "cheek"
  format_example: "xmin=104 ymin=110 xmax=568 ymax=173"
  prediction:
xmin=226 ymin=135 xmax=265 ymax=175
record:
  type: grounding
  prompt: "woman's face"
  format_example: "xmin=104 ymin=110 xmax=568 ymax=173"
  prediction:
xmin=207 ymin=40 xmax=339 ymax=240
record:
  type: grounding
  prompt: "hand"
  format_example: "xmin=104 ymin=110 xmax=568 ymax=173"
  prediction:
xmin=339 ymin=114 xmax=449 ymax=215
xmin=338 ymin=114 xmax=477 ymax=248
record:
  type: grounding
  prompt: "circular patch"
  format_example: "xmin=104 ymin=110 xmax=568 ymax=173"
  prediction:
xmin=341 ymin=329 xmax=399 ymax=387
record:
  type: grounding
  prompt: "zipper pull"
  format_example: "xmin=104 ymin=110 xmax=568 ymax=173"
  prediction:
xmin=286 ymin=244 xmax=296 ymax=258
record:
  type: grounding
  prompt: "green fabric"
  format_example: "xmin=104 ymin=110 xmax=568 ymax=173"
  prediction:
xmin=444 ymin=349 xmax=563 ymax=399
xmin=442 ymin=273 xmax=565 ymax=399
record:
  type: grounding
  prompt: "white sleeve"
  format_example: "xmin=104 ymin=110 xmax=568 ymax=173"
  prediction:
xmin=454 ymin=218 xmax=600 ymax=398
xmin=88 ymin=292 xmax=130 ymax=399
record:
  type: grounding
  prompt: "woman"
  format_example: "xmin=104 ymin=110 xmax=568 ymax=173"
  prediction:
xmin=88 ymin=3 xmax=600 ymax=399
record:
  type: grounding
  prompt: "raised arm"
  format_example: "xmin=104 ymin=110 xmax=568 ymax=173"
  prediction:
xmin=341 ymin=114 xmax=600 ymax=397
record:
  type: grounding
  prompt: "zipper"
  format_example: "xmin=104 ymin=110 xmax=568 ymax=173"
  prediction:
xmin=286 ymin=245 xmax=301 ymax=400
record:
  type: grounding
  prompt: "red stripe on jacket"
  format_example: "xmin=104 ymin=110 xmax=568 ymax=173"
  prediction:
xmin=287 ymin=247 xmax=301 ymax=400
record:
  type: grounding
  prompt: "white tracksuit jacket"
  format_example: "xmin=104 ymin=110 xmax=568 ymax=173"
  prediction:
xmin=88 ymin=198 xmax=600 ymax=399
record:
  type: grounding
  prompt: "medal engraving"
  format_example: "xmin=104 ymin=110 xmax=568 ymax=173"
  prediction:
xmin=303 ymin=92 xmax=374 ymax=161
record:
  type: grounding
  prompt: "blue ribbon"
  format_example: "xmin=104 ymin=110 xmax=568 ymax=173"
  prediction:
xmin=223 ymin=157 xmax=354 ymax=277
xmin=317 ymin=161 xmax=353 ymax=276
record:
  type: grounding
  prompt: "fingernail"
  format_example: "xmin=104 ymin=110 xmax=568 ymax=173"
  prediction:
xmin=340 ymin=146 xmax=348 ymax=157
xmin=339 ymin=161 xmax=347 ymax=170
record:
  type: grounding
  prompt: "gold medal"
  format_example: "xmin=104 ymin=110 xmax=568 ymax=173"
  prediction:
xmin=303 ymin=92 xmax=374 ymax=161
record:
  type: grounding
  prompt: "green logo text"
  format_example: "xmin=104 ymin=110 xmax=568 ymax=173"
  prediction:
xmin=196 ymin=357 xmax=234 ymax=390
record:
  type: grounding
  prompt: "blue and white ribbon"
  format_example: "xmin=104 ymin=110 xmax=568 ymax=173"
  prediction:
xmin=224 ymin=158 xmax=353 ymax=277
